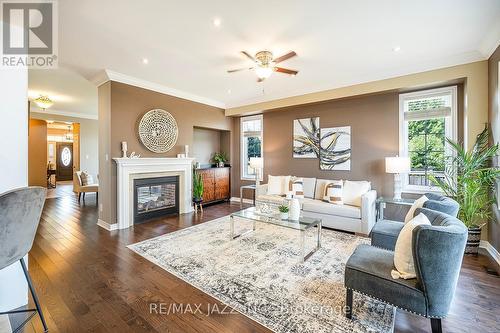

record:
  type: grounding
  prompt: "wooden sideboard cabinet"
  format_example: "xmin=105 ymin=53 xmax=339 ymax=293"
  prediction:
xmin=195 ymin=167 xmax=230 ymax=204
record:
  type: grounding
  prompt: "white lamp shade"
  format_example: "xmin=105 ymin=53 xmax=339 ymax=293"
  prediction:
xmin=385 ymin=156 xmax=411 ymax=173
xmin=249 ymin=157 xmax=263 ymax=169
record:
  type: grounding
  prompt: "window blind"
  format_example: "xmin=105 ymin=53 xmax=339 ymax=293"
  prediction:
xmin=404 ymin=106 xmax=451 ymax=121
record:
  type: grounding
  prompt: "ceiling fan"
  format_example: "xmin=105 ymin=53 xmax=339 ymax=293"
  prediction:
xmin=227 ymin=50 xmax=298 ymax=82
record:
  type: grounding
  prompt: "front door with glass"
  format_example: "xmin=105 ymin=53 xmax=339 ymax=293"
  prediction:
xmin=56 ymin=142 xmax=73 ymax=181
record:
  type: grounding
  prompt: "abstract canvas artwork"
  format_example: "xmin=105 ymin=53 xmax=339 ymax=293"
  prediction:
xmin=293 ymin=117 xmax=320 ymax=158
xmin=320 ymin=126 xmax=351 ymax=170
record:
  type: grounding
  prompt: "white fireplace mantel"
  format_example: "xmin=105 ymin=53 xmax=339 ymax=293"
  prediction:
xmin=113 ymin=157 xmax=195 ymax=229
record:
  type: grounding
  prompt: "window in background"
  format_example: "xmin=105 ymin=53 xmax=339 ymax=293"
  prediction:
xmin=241 ymin=115 xmax=263 ymax=180
xmin=399 ymin=86 xmax=457 ymax=192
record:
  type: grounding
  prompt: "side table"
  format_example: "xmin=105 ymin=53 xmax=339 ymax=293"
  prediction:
xmin=240 ymin=184 xmax=257 ymax=207
xmin=376 ymin=197 xmax=415 ymax=221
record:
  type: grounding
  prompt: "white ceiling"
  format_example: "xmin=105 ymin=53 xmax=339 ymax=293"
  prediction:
xmin=33 ymin=0 xmax=500 ymax=114
xmin=29 ymin=67 xmax=97 ymax=118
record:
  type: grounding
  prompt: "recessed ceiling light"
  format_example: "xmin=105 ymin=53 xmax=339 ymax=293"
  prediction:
xmin=227 ymin=89 xmax=232 ymax=94
xmin=142 ymin=58 xmax=149 ymax=64
xmin=392 ymin=46 xmax=401 ymax=52
xmin=213 ymin=17 xmax=221 ymax=27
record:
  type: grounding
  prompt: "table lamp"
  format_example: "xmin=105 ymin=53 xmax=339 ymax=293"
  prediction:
xmin=385 ymin=156 xmax=411 ymax=201
xmin=249 ymin=157 xmax=263 ymax=187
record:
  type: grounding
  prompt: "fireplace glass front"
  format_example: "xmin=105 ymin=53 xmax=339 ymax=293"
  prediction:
xmin=133 ymin=176 xmax=179 ymax=223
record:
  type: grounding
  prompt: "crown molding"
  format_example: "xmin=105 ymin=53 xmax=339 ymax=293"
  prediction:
xmin=30 ymin=109 xmax=98 ymax=120
xmin=91 ymin=69 xmax=226 ymax=109
xmin=225 ymin=59 xmax=488 ymax=116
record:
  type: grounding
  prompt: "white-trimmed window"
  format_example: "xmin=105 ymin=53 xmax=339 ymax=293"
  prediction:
xmin=399 ymin=86 xmax=457 ymax=193
xmin=241 ymin=115 xmax=263 ymax=180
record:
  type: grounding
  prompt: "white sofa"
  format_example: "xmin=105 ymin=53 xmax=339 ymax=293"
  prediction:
xmin=256 ymin=177 xmax=377 ymax=236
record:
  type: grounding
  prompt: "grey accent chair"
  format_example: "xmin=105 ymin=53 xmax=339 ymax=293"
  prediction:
xmin=371 ymin=193 xmax=459 ymax=250
xmin=345 ymin=208 xmax=467 ymax=333
xmin=0 ymin=187 xmax=48 ymax=332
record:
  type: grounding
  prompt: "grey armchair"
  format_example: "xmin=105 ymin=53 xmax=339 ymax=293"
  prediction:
xmin=0 ymin=187 xmax=48 ymax=332
xmin=345 ymin=208 xmax=467 ymax=333
xmin=371 ymin=193 xmax=459 ymax=250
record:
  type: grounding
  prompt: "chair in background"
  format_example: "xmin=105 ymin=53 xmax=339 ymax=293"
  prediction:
xmin=46 ymin=163 xmax=56 ymax=189
xmin=73 ymin=171 xmax=99 ymax=204
xmin=0 ymin=187 xmax=48 ymax=332
xmin=371 ymin=193 xmax=459 ymax=250
xmin=345 ymin=208 xmax=467 ymax=333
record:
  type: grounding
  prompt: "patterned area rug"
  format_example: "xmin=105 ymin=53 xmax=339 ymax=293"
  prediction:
xmin=128 ymin=216 xmax=394 ymax=333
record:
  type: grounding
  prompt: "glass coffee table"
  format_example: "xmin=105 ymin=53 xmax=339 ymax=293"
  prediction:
xmin=230 ymin=207 xmax=322 ymax=262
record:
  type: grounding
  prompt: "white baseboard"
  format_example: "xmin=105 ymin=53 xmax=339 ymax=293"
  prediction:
xmin=480 ymin=240 xmax=500 ymax=268
xmin=97 ymin=219 xmax=119 ymax=231
xmin=230 ymin=197 xmax=254 ymax=205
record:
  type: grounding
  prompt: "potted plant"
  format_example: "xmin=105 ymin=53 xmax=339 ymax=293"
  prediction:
xmin=278 ymin=204 xmax=289 ymax=220
xmin=429 ymin=126 xmax=500 ymax=254
xmin=193 ymin=171 xmax=204 ymax=205
xmin=213 ymin=152 xmax=228 ymax=168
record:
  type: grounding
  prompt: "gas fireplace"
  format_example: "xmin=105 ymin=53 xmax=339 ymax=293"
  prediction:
xmin=133 ymin=176 xmax=179 ymax=223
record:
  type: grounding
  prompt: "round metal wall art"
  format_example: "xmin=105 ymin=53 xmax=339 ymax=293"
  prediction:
xmin=138 ymin=109 xmax=178 ymax=153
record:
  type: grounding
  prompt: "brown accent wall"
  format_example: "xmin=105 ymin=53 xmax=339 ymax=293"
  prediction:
xmin=109 ymin=82 xmax=232 ymax=159
xmin=232 ymin=85 xmax=465 ymax=199
xmin=28 ymin=119 xmax=47 ymax=186
xmin=99 ymin=82 xmax=232 ymax=225
xmin=488 ymin=44 xmax=500 ymax=253
xmin=192 ymin=127 xmax=231 ymax=166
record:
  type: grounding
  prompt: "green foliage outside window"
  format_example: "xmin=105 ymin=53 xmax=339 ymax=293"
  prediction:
xmin=407 ymin=98 xmax=447 ymax=172
xmin=247 ymin=137 xmax=261 ymax=158
xmin=408 ymin=118 xmax=445 ymax=171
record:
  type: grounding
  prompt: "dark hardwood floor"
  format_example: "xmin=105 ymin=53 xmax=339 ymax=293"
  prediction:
xmin=16 ymin=194 xmax=500 ymax=332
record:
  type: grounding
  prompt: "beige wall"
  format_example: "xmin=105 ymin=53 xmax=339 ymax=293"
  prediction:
xmin=98 ymin=82 xmax=112 ymax=224
xmin=28 ymin=119 xmax=47 ymax=186
xmin=227 ymin=61 xmax=488 ymax=151
xmin=98 ymin=81 xmax=232 ymax=226
xmin=488 ymin=44 xmax=500 ymax=252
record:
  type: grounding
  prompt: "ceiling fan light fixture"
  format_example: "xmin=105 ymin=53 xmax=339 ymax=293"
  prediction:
xmin=34 ymin=95 xmax=54 ymax=110
xmin=255 ymin=66 xmax=273 ymax=79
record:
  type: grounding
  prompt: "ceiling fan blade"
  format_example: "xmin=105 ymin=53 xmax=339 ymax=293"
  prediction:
xmin=227 ymin=67 xmax=254 ymax=73
xmin=241 ymin=51 xmax=256 ymax=62
xmin=274 ymin=67 xmax=298 ymax=75
xmin=273 ymin=51 xmax=297 ymax=64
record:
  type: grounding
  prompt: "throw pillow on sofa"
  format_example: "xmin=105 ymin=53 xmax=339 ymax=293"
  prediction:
xmin=342 ymin=180 xmax=371 ymax=207
xmin=315 ymin=179 xmax=340 ymax=200
xmin=267 ymin=175 xmax=291 ymax=195
xmin=322 ymin=180 xmax=343 ymax=204
xmin=404 ymin=195 xmax=428 ymax=223
xmin=391 ymin=212 xmax=431 ymax=279
xmin=289 ymin=178 xmax=305 ymax=198
xmin=302 ymin=177 xmax=317 ymax=198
